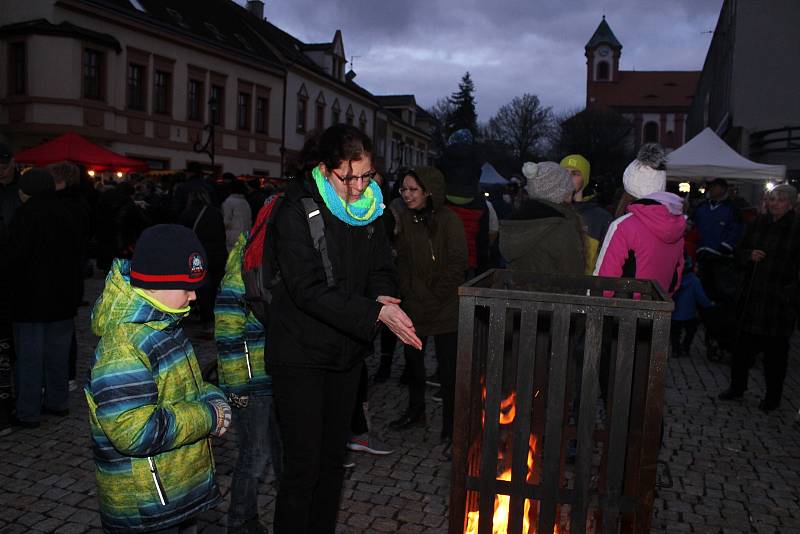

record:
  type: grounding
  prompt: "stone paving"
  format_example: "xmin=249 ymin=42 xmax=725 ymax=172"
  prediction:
xmin=0 ymin=270 xmax=799 ymax=533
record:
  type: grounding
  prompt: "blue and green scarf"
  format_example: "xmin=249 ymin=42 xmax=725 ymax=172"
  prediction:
xmin=312 ymin=166 xmax=384 ymax=226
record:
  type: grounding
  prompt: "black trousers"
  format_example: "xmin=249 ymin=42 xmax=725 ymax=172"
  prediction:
xmin=670 ymin=319 xmax=698 ymax=354
xmin=729 ymin=333 xmax=789 ymax=404
xmin=350 ymin=363 xmax=369 ymax=436
xmin=271 ymin=362 xmax=361 ymax=534
xmin=403 ymin=332 xmax=458 ymax=439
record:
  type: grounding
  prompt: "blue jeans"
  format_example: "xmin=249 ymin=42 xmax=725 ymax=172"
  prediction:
xmin=13 ymin=319 xmax=73 ymax=423
xmin=228 ymin=394 xmax=283 ymax=529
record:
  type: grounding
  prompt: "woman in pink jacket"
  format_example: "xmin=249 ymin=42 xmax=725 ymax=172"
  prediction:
xmin=594 ymin=144 xmax=685 ymax=296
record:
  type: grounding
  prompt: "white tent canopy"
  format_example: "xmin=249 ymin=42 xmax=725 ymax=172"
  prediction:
xmin=480 ymin=162 xmax=508 ymax=185
xmin=666 ymin=127 xmax=786 ymax=182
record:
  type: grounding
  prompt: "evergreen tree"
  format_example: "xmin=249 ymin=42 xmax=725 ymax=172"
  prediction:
xmin=447 ymin=72 xmax=478 ymax=136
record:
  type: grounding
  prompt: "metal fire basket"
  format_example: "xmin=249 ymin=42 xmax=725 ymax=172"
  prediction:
xmin=450 ymin=269 xmax=673 ymax=534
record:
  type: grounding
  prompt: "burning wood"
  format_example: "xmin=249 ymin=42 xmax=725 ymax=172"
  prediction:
xmin=465 ymin=391 xmax=557 ymax=534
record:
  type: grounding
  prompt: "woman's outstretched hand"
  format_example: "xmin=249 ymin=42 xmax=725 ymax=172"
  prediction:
xmin=377 ymin=297 xmax=422 ymax=350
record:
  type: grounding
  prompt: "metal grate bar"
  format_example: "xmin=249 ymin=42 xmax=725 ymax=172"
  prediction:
xmin=450 ymin=297 xmax=477 ymax=534
xmin=508 ymin=305 xmax=539 ymax=534
xmin=603 ymin=316 xmax=638 ymax=533
xmin=478 ymin=303 xmax=508 ymax=534
xmin=570 ymin=311 xmax=604 ymax=532
xmin=537 ymin=308 xmax=571 ymax=533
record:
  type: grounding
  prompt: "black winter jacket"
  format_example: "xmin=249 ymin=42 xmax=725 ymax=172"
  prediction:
xmin=268 ymin=177 xmax=397 ymax=371
xmin=9 ymin=193 xmax=80 ymax=322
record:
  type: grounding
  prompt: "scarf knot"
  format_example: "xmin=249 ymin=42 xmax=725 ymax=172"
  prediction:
xmin=312 ymin=166 xmax=383 ymax=226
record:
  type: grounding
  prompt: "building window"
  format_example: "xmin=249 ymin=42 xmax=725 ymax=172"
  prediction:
xmin=358 ymin=112 xmax=367 ymax=134
xmin=9 ymin=42 xmax=26 ymax=95
xmin=331 ymin=100 xmax=341 ymax=125
xmin=83 ymin=48 xmax=104 ymax=100
xmin=127 ymin=63 xmax=146 ymax=111
xmin=345 ymin=105 xmax=354 ymax=126
xmin=255 ymin=96 xmax=268 ymax=133
xmin=154 ymin=70 xmax=171 ymax=114
xmin=297 ymin=98 xmax=308 ymax=132
xmin=238 ymin=92 xmax=250 ymax=130
xmin=315 ymin=103 xmax=325 ymax=132
xmin=643 ymin=121 xmax=659 ymax=143
xmin=188 ymin=79 xmax=203 ymax=121
xmin=211 ymin=85 xmax=224 ymax=125
xmin=597 ymin=61 xmax=610 ymax=81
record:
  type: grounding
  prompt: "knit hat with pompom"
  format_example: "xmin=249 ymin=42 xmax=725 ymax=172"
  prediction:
xmin=622 ymin=143 xmax=667 ymax=199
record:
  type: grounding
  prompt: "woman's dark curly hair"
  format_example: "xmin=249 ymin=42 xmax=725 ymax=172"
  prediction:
xmin=291 ymin=124 xmax=374 ymax=177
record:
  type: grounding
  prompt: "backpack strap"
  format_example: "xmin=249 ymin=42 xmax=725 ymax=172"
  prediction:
xmin=300 ymin=197 xmax=335 ymax=288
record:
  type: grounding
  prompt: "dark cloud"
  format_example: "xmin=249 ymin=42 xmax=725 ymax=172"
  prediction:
xmin=241 ymin=0 xmax=723 ymax=120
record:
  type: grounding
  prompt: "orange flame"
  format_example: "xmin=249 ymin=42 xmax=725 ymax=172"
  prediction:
xmin=466 ymin=394 xmax=558 ymax=534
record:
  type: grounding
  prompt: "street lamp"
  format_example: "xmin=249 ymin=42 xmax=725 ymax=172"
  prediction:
xmin=193 ymin=96 xmax=218 ymax=171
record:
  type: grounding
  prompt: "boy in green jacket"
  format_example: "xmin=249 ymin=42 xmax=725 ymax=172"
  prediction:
xmin=86 ymin=224 xmax=231 ymax=533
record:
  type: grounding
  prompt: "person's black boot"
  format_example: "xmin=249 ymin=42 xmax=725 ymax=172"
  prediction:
xmin=718 ymin=388 xmax=744 ymax=401
xmin=389 ymin=406 xmax=426 ymax=430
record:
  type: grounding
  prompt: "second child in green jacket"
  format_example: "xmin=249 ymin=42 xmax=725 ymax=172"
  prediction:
xmin=86 ymin=225 xmax=231 ymax=533
xmin=215 ymin=232 xmax=282 ymax=534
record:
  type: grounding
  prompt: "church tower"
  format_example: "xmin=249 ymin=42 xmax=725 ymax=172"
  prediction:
xmin=585 ymin=16 xmax=622 ymax=106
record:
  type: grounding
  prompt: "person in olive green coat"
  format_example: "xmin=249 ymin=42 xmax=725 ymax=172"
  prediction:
xmin=500 ymin=161 xmax=585 ymax=275
xmin=389 ymin=167 xmax=468 ymax=445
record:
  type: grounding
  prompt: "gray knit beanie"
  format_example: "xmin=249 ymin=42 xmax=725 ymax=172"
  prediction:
xmin=522 ymin=161 xmax=573 ymax=204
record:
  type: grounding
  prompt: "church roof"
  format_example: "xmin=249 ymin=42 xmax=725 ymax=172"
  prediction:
xmin=586 ymin=16 xmax=622 ymax=49
xmin=590 ymin=70 xmax=700 ymax=109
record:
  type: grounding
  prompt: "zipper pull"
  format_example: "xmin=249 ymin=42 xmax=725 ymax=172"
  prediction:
xmin=147 ymin=456 xmax=169 ymax=506
xmin=244 ymin=340 xmax=253 ymax=380
xmin=428 ymin=239 xmax=436 ymax=262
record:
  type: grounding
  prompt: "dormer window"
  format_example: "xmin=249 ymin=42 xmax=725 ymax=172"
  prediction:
xmin=234 ymin=33 xmax=254 ymax=52
xmin=130 ymin=0 xmax=146 ymax=13
xmin=166 ymin=8 xmax=190 ymax=29
xmin=205 ymin=23 xmax=225 ymax=42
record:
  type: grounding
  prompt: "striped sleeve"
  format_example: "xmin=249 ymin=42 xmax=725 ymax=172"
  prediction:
xmin=593 ymin=213 xmax=632 ymax=278
xmin=214 ymin=238 xmax=251 ymax=395
xmin=90 ymin=337 xmax=214 ymax=456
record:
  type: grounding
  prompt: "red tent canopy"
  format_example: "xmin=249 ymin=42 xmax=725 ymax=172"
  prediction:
xmin=14 ymin=132 xmax=149 ymax=172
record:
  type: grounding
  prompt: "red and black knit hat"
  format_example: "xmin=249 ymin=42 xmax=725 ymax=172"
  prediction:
xmin=130 ymin=224 xmax=208 ymax=290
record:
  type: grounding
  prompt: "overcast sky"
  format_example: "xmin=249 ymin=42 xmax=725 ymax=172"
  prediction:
xmin=244 ymin=0 xmax=723 ymax=121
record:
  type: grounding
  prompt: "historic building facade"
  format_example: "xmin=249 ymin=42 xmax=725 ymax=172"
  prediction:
xmin=585 ymin=17 xmax=699 ymax=151
xmin=0 ymin=0 xmax=433 ymax=177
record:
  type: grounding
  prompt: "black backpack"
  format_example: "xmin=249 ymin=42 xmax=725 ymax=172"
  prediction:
xmin=241 ymin=195 xmax=335 ymax=328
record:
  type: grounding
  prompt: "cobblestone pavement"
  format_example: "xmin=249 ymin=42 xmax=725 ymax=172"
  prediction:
xmin=1 ymin=271 xmax=799 ymax=533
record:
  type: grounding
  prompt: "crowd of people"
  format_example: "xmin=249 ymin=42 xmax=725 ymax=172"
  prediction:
xmin=0 ymin=122 xmax=798 ymax=533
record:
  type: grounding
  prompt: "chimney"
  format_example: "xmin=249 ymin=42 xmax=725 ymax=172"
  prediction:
xmin=246 ymin=0 xmax=264 ymax=19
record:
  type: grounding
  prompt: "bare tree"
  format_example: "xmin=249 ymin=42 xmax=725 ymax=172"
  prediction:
xmin=426 ymin=97 xmax=456 ymax=155
xmin=488 ymin=94 xmax=552 ymax=162
xmin=552 ymin=108 xmax=633 ymax=179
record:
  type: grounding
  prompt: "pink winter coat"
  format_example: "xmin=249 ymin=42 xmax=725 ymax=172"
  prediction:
xmin=594 ymin=196 xmax=686 ymax=295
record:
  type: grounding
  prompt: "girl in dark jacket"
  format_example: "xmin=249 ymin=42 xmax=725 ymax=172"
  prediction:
xmin=269 ymin=125 xmax=420 ymax=534
xmin=389 ymin=167 xmax=467 ymax=445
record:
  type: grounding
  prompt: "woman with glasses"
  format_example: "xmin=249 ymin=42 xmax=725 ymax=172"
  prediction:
xmin=389 ymin=167 xmax=467 ymax=453
xmin=268 ymin=124 xmax=421 ymax=534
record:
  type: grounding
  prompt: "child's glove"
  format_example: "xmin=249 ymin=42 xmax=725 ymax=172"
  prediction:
xmin=207 ymin=397 xmax=232 ymax=437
